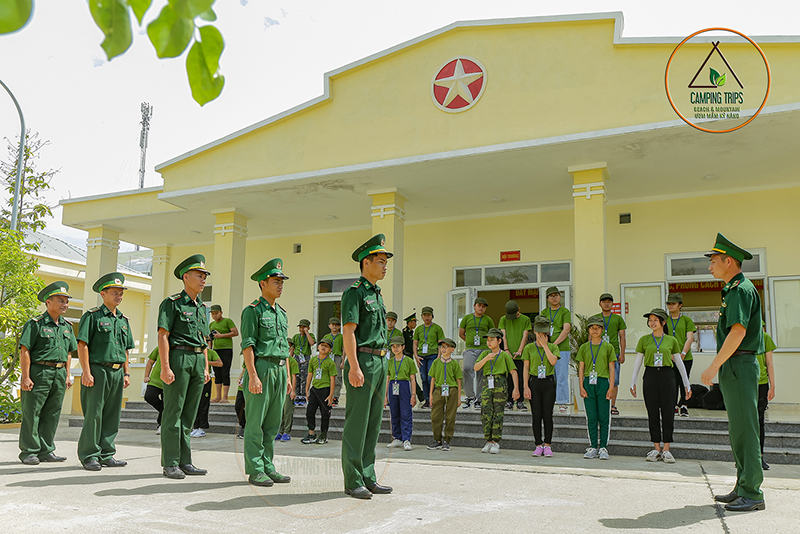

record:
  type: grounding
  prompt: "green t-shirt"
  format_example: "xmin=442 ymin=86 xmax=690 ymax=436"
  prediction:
xmin=329 ymin=333 xmax=344 ymax=357
xmin=666 ymin=314 xmax=697 ymax=361
xmin=716 ymin=273 xmax=764 ymax=354
xmin=210 ymin=317 xmax=236 ymax=350
xmin=288 ymin=356 xmax=300 ymax=376
xmin=240 ymin=296 xmax=290 ymax=358
xmin=636 ymin=334 xmax=681 ymax=368
xmin=498 ymin=314 xmax=532 ymax=356
xmin=157 ymin=290 xmax=210 ymax=348
xmin=340 ymin=277 xmax=388 ymax=350
xmin=592 ymin=312 xmax=627 ymax=355
xmin=308 ymin=355 xmax=337 ymax=389
xmin=541 ymin=307 xmax=571 ymax=351
xmin=387 ymin=355 xmax=417 ymax=381
xmin=478 ymin=350 xmax=516 ymax=376
xmin=429 ymin=357 xmax=463 ymax=387
xmin=459 ymin=314 xmax=495 ymax=351
xmin=292 ymin=332 xmax=316 ymax=357
xmin=522 ymin=342 xmax=560 ymax=377
xmin=77 ymin=304 xmax=136 ymax=364
xmin=207 ymin=348 xmax=220 ymax=364
xmin=386 ymin=327 xmax=402 ymax=348
xmin=577 ymin=341 xmax=617 ymax=379
xmin=755 ymin=332 xmax=777 ymax=385
xmin=413 ymin=323 xmax=445 ymax=356
xmin=147 ymin=348 xmax=163 ymax=389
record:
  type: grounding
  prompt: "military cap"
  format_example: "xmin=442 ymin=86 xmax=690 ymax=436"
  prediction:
xmin=92 ymin=272 xmax=127 ymax=293
xmin=250 ymin=258 xmax=289 ymax=282
xmin=704 ymin=233 xmax=753 ymax=263
xmin=421 ymin=306 xmax=434 ymax=315
xmin=474 ymin=297 xmax=489 ymax=306
xmin=438 ymin=337 xmax=457 ymax=348
xmin=483 ymin=327 xmax=504 ymax=339
xmin=505 ymin=300 xmax=519 ymax=320
xmin=587 ymin=315 xmax=605 ymax=328
xmin=38 ymin=281 xmax=72 ymax=302
xmin=666 ymin=293 xmax=683 ymax=304
xmin=174 ymin=254 xmax=210 ymax=279
xmin=404 ymin=313 xmax=417 ymax=323
xmin=210 ymin=304 xmax=222 ymax=312
xmin=352 ymin=233 xmax=393 ymax=262
xmin=532 ymin=315 xmax=551 ymax=333
xmin=298 ymin=319 xmax=311 ymax=327
xmin=386 ymin=311 xmax=398 ymax=320
xmin=318 ymin=334 xmax=334 ymax=347
xmin=389 ymin=336 xmax=406 ymax=346
xmin=328 ymin=317 xmax=341 ymax=325
xmin=599 ymin=293 xmax=614 ymax=302
xmin=643 ymin=308 xmax=669 ymax=322
xmin=546 ymin=286 xmax=561 ymax=297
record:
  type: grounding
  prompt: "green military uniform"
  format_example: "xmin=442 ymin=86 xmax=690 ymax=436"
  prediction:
xmin=77 ymin=273 xmax=136 ymax=467
xmin=706 ymin=234 xmax=765 ymax=504
xmin=18 ymin=282 xmax=77 ymax=463
xmin=158 ymin=255 xmax=211 ymax=471
xmin=341 ymin=234 xmax=392 ymax=494
xmin=241 ymin=259 xmax=291 ymax=481
xmin=478 ymin=335 xmax=516 ymax=443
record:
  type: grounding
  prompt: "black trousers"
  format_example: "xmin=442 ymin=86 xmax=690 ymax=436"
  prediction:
xmin=193 ymin=380 xmax=212 ymax=429
xmin=306 ymin=387 xmax=331 ymax=432
xmin=758 ymin=383 xmax=769 ymax=454
xmin=506 ymin=359 xmax=524 ymax=403
xmin=674 ymin=359 xmax=693 ymax=406
xmin=529 ymin=375 xmax=556 ymax=445
xmin=213 ymin=348 xmax=233 ymax=386
xmin=144 ymin=384 xmax=163 ymax=425
xmin=235 ymin=389 xmax=246 ymax=428
xmin=643 ymin=367 xmax=677 ymax=443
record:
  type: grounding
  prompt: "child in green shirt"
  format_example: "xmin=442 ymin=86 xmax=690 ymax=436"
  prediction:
xmin=474 ymin=328 xmax=519 ymax=454
xmin=666 ymin=293 xmax=697 ymax=417
xmin=277 ymin=338 xmax=299 ymax=442
xmin=191 ymin=348 xmax=223 ymax=438
xmin=756 ymin=329 xmax=777 ymax=470
xmin=302 ymin=335 xmax=337 ymax=444
xmin=578 ymin=316 xmax=617 ymax=460
xmin=385 ymin=336 xmax=417 ymax=451
xmin=523 ymin=316 xmax=560 ymax=457
xmin=427 ymin=338 xmax=462 ymax=451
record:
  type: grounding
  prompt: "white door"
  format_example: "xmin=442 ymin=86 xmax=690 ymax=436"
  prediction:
xmin=447 ymin=288 xmax=475 ymax=356
xmin=620 ymin=282 xmax=667 ymax=353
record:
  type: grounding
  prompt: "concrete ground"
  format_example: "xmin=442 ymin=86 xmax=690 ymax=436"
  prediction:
xmin=2 ymin=419 xmax=799 ymax=533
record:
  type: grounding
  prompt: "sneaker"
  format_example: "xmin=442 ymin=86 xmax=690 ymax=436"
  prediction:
xmin=315 ymin=433 xmax=328 ymax=444
xmin=505 ymin=401 xmax=514 ymax=411
xmin=301 ymin=434 xmax=316 ymax=444
xmin=489 ymin=442 xmax=500 ymax=454
xmin=422 ymin=401 xmax=431 ymax=409
xmin=461 ymin=397 xmax=473 ymax=409
xmin=559 ymin=405 xmax=568 ymax=413
xmin=680 ymin=406 xmax=689 ymax=417
xmin=517 ymin=401 xmax=527 ymax=411
xmin=332 ymin=397 xmax=339 ymax=406
xmin=543 ymin=445 xmax=553 ymax=457
xmin=661 ymin=450 xmax=675 ymax=463
xmin=442 ymin=441 xmax=450 ymax=452
xmin=646 ymin=450 xmax=662 ymax=462
xmin=194 ymin=429 xmax=205 ymax=437
xmin=189 ymin=429 xmax=198 ymax=438
xmin=674 ymin=406 xmax=680 ymax=414
xmin=403 ymin=440 xmax=412 ymax=451
xmin=280 ymin=433 xmax=291 ymax=441
xmin=584 ymin=447 xmax=598 ymax=459
xmin=532 ymin=446 xmax=544 ymax=457
xmin=473 ymin=400 xmax=481 ymax=409
xmin=598 ymin=447 xmax=610 ymax=460
xmin=427 ymin=440 xmax=442 ymax=450
xmin=155 ymin=425 xmax=161 ymax=435
xmin=275 ymin=433 xmax=282 ymax=441
xmin=387 ymin=439 xmax=403 ymax=448
xmin=481 ymin=441 xmax=492 ymax=453
xmin=237 ymin=427 xmax=244 ymax=439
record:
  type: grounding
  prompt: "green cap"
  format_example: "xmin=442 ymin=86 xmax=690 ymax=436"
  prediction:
xmin=421 ymin=306 xmax=434 ymax=315
xmin=92 ymin=272 xmax=128 ymax=293
xmin=298 ymin=319 xmax=311 ymax=327
xmin=599 ymin=293 xmax=614 ymax=302
xmin=546 ymin=286 xmax=561 ymax=297
xmin=666 ymin=293 xmax=683 ymax=304
xmin=474 ymin=297 xmax=489 ymax=306
xmin=386 ymin=311 xmax=398 ymax=320
xmin=438 ymin=337 xmax=457 ymax=348
xmin=704 ymin=233 xmax=753 ymax=263
xmin=505 ymin=300 xmax=519 ymax=320
xmin=352 ymin=234 xmax=393 ymax=262
xmin=532 ymin=315 xmax=550 ymax=333
xmin=389 ymin=336 xmax=405 ymax=346
xmin=38 ymin=281 xmax=72 ymax=302
xmin=484 ymin=327 xmax=504 ymax=339
xmin=587 ymin=315 xmax=605 ymax=328
xmin=250 ymin=258 xmax=289 ymax=282
xmin=318 ymin=335 xmax=334 ymax=348
xmin=174 ymin=254 xmax=211 ymax=279
xmin=210 ymin=304 xmax=222 ymax=312
xmin=328 ymin=317 xmax=341 ymax=325
xmin=643 ymin=308 xmax=669 ymax=322
xmin=404 ymin=313 xmax=417 ymax=323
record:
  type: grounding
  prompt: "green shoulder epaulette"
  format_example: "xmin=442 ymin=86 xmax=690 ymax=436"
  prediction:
xmin=89 ymin=306 xmax=101 ymax=313
xmin=169 ymin=293 xmax=181 ymax=301
xmin=351 ymin=280 xmax=362 ymax=288
xmin=32 ymin=314 xmax=44 ymax=322
xmin=248 ymin=299 xmax=260 ymax=307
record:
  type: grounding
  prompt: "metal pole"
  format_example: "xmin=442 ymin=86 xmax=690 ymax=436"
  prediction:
xmin=0 ymin=78 xmax=25 ymax=232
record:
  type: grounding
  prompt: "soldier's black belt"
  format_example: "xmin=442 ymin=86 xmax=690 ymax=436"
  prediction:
xmin=358 ymin=347 xmax=386 ymax=357
xmin=33 ymin=361 xmax=66 ymax=368
xmin=731 ymin=350 xmax=755 ymax=356
xmin=97 ymin=362 xmax=124 ymax=370
xmin=171 ymin=345 xmax=204 ymax=353
xmin=256 ymin=355 xmax=285 ymax=364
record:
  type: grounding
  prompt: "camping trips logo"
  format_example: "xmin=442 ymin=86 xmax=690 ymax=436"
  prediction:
xmin=665 ymin=28 xmax=771 ymax=133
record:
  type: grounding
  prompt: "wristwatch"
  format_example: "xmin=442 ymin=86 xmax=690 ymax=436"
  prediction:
xmin=123 ymin=373 xmax=131 ymax=377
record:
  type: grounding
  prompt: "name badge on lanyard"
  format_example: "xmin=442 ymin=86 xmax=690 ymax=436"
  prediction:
xmin=392 ymin=381 xmax=400 ymax=396
xmin=589 ymin=343 xmax=599 ymax=384
xmin=315 ymin=366 xmax=323 ymax=380
xmin=422 ymin=343 xmax=429 ymax=354
xmin=602 ymin=333 xmax=610 ymax=343
xmin=298 ymin=354 xmax=306 ymax=364
xmin=474 ymin=335 xmax=480 ymax=346
xmin=441 ymin=384 xmax=450 ymax=397
xmin=589 ymin=370 xmax=598 ymax=385
xmin=654 ymin=352 xmax=664 ymax=367
xmin=473 ymin=315 xmax=483 ymax=346
xmin=538 ymin=365 xmax=546 ymax=379
xmin=487 ymin=375 xmax=495 ymax=389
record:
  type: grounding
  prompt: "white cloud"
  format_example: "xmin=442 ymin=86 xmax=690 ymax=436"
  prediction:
xmin=264 ymin=16 xmax=280 ymax=29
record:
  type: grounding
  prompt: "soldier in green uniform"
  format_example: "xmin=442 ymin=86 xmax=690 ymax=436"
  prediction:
xmin=157 ymin=255 xmax=211 ymax=480
xmin=241 ymin=258 xmax=292 ymax=487
xmin=76 ymin=273 xmax=135 ymax=471
xmin=18 ymin=282 xmax=77 ymax=465
xmin=701 ymin=234 xmax=765 ymax=512
xmin=341 ymin=234 xmax=392 ymax=499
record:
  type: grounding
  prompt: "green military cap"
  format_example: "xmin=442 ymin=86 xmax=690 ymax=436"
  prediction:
xmin=599 ymin=293 xmax=614 ymax=302
xmin=475 ymin=297 xmax=489 ymax=306
xmin=643 ymin=308 xmax=669 ymax=322
xmin=352 ymin=233 xmax=393 ymax=262
xmin=704 ymin=232 xmax=753 ymax=263
xmin=421 ymin=306 xmax=434 ymax=315
xmin=546 ymin=286 xmax=561 ymax=297
xmin=318 ymin=334 xmax=334 ymax=347
xmin=404 ymin=313 xmax=416 ymax=323
xmin=666 ymin=293 xmax=683 ymax=304
xmin=250 ymin=258 xmax=289 ymax=282
xmin=174 ymin=254 xmax=211 ymax=279
xmin=298 ymin=319 xmax=311 ymax=327
xmin=210 ymin=304 xmax=222 ymax=312
xmin=587 ymin=315 xmax=605 ymax=328
xmin=328 ymin=317 xmax=341 ymax=325
xmin=438 ymin=337 xmax=457 ymax=348
xmin=505 ymin=300 xmax=519 ymax=320
xmin=38 ymin=281 xmax=72 ymax=302
xmin=92 ymin=272 xmax=127 ymax=293
xmin=389 ymin=336 xmax=406 ymax=346
xmin=483 ymin=327 xmax=504 ymax=339
xmin=386 ymin=311 xmax=398 ymax=320
xmin=532 ymin=315 xmax=551 ymax=333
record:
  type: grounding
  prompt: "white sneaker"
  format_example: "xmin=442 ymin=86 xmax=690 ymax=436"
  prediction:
xmin=598 ymin=447 xmax=610 ymax=460
xmin=646 ymin=450 xmax=661 ymax=462
xmin=489 ymin=442 xmax=500 ymax=454
xmin=189 ymin=428 xmax=198 ymax=437
xmin=583 ymin=447 xmax=598 ymax=459
xmin=403 ymin=440 xmax=412 ymax=451
xmin=387 ymin=439 xmax=403 ymax=448
xmin=155 ymin=425 xmax=161 ymax=435
xmin=481 ymin=441 xmax=492 ymax=453
xmin=559 ymin=405 xmax=568 ymax=413
xmin=195 ymin=429 xmax=206 ymax=437
xmin=661 ymin=450 xmax=675 ymax=463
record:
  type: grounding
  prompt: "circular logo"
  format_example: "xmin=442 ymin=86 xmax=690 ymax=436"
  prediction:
xmin=276 ymin=262 xmax=282 ymax=270
xmin=431 ymin=57 xmax=487 ymax=113
xmin=114 ymin=278 xmax=121 ymax=285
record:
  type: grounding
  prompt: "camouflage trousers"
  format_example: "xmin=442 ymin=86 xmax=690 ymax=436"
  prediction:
xmin=481 ymin=375 xmax=508 ymax=442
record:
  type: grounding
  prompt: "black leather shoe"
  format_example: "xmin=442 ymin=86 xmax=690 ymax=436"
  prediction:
xmin=83 ymin=459 xmax=102 ymax=471
xmin=163 ymin=466 xmax=186 ymax=479
xmin=714 ymin=490 xmax=739 ymax=503
xmin=100 ymin=458 xmax=127 ymax=467
xmin=724 ymin=496 xmax=765 ymax=512
xmin=345 ymin=486 xmax=373 ymax=499
xmin=179 ymin=464 xmax=207 ymax=475
xmin=366 ymin=482 xmax=393 ymax=494
xmin=39 ymin=452 xmax=66 ymax=462
xmin=267 ymin=471 xmax=291 ymax=483
xmin=21 ymin=455 xmax=39 ymax=465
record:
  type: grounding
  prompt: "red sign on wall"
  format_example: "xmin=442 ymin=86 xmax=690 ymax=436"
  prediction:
xmin=611 ymin=303 xmax=628 ymax=314
xmin=500 ymin=250 xmax=521 ymax=262
xmin=510 ymin=288 xmax=539 ymax=299
xmin=668 ymin=279 xmax=764 ymax=293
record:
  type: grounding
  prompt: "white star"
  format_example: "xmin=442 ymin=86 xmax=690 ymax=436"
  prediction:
xmin=434 ymin=59 xmax=483 ymax=106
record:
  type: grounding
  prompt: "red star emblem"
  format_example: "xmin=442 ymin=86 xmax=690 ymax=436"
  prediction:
xmin=431 ymin=57 xmax=487 ymax=113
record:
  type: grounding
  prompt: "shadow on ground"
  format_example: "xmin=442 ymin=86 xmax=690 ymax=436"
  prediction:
xmin=7 ymin=473 xmax=164 ymax=487
xmin=186 ymin=491 xmax=346 ymax=511
xmin=96 ymin=480 xmax=246 ymax=496
xmin=599 ymin=504 xmax=722 ymax=529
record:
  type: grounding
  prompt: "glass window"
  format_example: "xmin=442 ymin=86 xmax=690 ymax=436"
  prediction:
xmin=773 ymin=278 xmax=800 ymax=348
xmin=541 ymin=263 xmax=570 ymax=283
xmin=485 ymin=265 xmax=538 ymax=286
xmin=670 ymin=254 xmax=761 ymax=277
xmin=623 ymin=284 xmax=664 ymax=351
xmin=317 ymin=278 xmax=358 ymax=294
xmin=450 ymin=290 xmax=468 ymax=354
xmin=456 ymin=268 xmax=481 ymax=288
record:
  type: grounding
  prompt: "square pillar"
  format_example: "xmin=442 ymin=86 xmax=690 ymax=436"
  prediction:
xmin=82 ymin=226 xmax=120 ymax=310
xmin=146 ymin=246 xmax=171 ymax=354
xmin=569 ymin=163 xmax=609 ymax=315
xmin=368 ymin=189 xmax=406 ymax=316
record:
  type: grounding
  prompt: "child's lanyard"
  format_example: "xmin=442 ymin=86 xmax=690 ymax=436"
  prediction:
xmin=331 ymin=333 xmax=339 ymax=345
xmin=388 ymin=328 xmax=397 ymax=339
xmin=652 ymin=334 xmax=664 ymax=354
xmin=603 ymin=314 xmax=611 ymax=335
xmin=299 ymin=335 xmax=307 ymax=354
xmin=670 ymin=315 xmax=681 ymax=337
xmin=536 ymin=344 xmax=546 ymax=367
xmin=393 ymin=355 xmax=404 ymax=380
xmin=442 ymin=358 xmax=448 ymax=385
xmin=423 ymin=325 xmax=431 ymax=344
xmin=589 ymin=342 xmax=599 ymax=373
xmin=474 ymin=315 xmax=483 ymax=335
xmin=549 ymin=307 xmax=560 ymax=327
xmin=489 ymin=353 xmax=496 ymax=376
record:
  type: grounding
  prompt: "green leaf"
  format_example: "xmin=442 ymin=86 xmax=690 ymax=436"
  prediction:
xmin=197 ymin=7 xmax=216 ymax=21
xmin=716 ymin=73 xmax=726 ymax=87
xmin=126 ymin=0 xmax=152 ymax=25
xmin=168 ymin=0 xmax=214 ymax=18
xmin=0 ymin=0 xmax=33 ymax=34
xmin=89 ymin=0 xmax=133 ymax=60
xmin=186 ymin=26 xmax=225 ymax=106
xmin=709 ymin=67 xmax=720 ymax=86
xmin=147 ymin=3 xmax=194 ymax=58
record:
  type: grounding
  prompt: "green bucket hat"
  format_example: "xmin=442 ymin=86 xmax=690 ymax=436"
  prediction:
xmin=38 ymin=281 xmax=72 ymax=302
xmin=386 ymin=311 xmax=398 ymax=320
xmin=587 ymin=315 xmax=605 ymax=328
xmin=484 ymin=327 xmax=504 ymax=339
xmin=318 ymin=334 xmax=334 ymax=348
xmin=599 ymin=293 xmax=614 ymax=302
xmin=666 ymin=293 xmax=683 ymax=304
xmin=92 ymin=272 xmax=128 ymax=293
xmin=210 ymin=304 xmax=222 ymax=313
xmin=352 ymin=234 xmax=393 ymax=262
xmin=389 ymin=336 xmax=406 ymax=346
xmin=546 ymin=286 xmax=561 ymax=297
xmin=251 ymin=258 xmax=289 ymax=282
xmin=174 ymin=254 xmax=211 ymax=279
xmin=643 ymin=308 xmax=669 ymax=322
xmin=438 ymin=337 xmax=457 ymax=348
xmin=532 ymin=315 xmax=550 ymax=333
xmin=505 ymin=300 xmax=519 ymax=320
xmin=298 ymin=319 xmax=311 ymax=327
xmin=328 ymin=317 xmax=341 ymax=325
xmin=474 ymin=297 xmax=488 ymax=306
xmin=704 ymin=232 xmax=753 ymax=263
xmin=421 ymin=306 xmax=434 ymax=315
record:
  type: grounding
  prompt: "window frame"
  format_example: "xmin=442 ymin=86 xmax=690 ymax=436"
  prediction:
xmin=768 ymin=275 xmax=800 ymax=352
xmin=452 ymin=260 xmax=572 ymax=290
xmin=664 ymin=249 xmax=767 ymax=282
